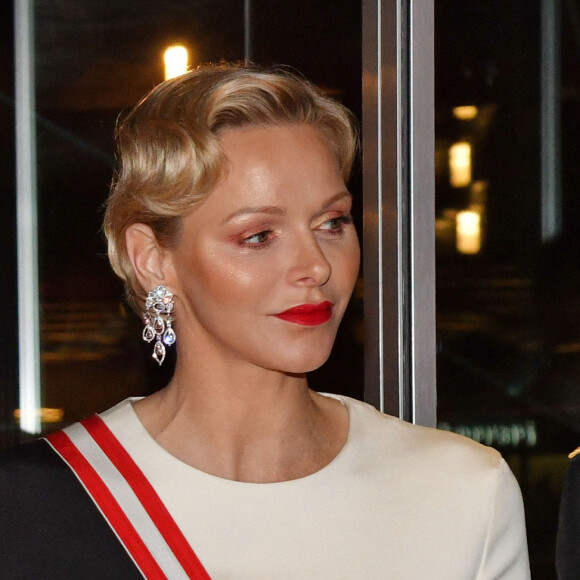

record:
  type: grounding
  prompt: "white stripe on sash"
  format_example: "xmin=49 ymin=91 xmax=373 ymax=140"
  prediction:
xmin=60 ymin=422 xmax=191 ymax=580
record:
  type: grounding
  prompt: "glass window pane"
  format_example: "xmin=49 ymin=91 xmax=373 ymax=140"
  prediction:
xmin=435 ymin=2 xmax=579 ymax=576
xmin=2 ymin=0 xmax=362 ymax=446
xmin=33 ymin=2 xmax=245 ymax=435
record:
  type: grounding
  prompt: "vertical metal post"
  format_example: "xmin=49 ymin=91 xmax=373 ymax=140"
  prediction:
xmin=362 ymin=0 xmax=435 ymax=426
xmin=408 ymin=0 xmax=436 ymax=426
xmin=362 ymin=0 xmax=404 ymax=417
xmin=541 ymin=0 xmax=561 ymax=242
xmin=15 ymin=0 xmax=41 ymax=434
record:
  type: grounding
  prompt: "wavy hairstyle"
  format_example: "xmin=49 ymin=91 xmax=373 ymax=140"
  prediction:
xmin=103 ymin=62 xmax=359 ymax=311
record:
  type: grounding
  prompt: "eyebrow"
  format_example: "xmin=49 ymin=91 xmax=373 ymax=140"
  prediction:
xmin=222 ymin=191 xmax=352 ymax=224
xmin=222 ymin=205 xmax=285 ymax=224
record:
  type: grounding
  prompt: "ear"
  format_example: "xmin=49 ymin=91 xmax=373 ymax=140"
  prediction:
xmin=125 ymin=224 xmax=171 ymax=293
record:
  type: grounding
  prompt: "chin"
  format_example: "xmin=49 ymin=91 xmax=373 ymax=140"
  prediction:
xmin=268 ymin=349 xmax=334 ymax=375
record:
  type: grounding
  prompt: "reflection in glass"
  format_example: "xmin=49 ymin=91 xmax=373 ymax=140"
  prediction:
xmin=2 ymin=0 xmax=362 ymax=447
xmin=436 ymin=1 xmax=580 ymax=576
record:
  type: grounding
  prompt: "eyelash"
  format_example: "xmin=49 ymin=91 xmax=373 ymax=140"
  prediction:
xmin=242 ymin=230 xmax=275 ymax=247
xmin=319 ymin=215 xmax=353 ymax=234
xmin=240 ymin=214 xmax=353 ymax=249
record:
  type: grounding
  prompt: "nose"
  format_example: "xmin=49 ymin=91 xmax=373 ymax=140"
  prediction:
xmin=287 ymin=233 xmax=332 ymax=287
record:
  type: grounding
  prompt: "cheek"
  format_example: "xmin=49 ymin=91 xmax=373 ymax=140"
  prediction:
xmin=222 ymin=261 xmax=260 ymax=286
xmin=194 ymin=249 xmax=279 ymax=303
xmin=350 ymin=241 xmax=362 ymax=275
xmin=332 ymin=240 xmax=361 ymax=288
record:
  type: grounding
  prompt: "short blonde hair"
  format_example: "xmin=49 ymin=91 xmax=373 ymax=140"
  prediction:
xmin=104 ymin=62 xmax=359 ymax=312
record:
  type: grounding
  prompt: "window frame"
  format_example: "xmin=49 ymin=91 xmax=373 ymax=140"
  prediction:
xmin=362 ymin=0 xmax=436 ymax=426
xmin=12 ymin=0 xmax=437 ymax=436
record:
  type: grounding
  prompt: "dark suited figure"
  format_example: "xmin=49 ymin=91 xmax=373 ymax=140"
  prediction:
xmin=557 ymin=451 xmax=580 ymax=577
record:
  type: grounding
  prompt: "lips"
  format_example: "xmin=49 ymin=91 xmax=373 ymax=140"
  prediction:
xmin=274 ymin=301 xmax=333 ymax=326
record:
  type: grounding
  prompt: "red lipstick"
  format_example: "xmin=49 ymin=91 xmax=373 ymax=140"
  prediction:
xmin=274 ymin=301 xmax=333 ymax=326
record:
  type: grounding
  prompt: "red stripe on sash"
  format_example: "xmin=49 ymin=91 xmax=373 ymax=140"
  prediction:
xmin=81 ymin=414 xmax=212 ymax=580
xmin=47 ymin=429 xmax=168 ymax=580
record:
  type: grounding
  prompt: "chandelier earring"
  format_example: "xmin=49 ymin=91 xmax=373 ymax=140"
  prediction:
xmin=142 ymin=285 xmax=176 ymax=365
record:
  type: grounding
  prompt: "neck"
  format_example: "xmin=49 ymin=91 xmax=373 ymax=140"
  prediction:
xmin=133 ymin=357 xmax=348 ymax=483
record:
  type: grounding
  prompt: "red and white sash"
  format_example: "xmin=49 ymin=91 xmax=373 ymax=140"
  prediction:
xmin=45 ymin=415 xmax=212 ymax=580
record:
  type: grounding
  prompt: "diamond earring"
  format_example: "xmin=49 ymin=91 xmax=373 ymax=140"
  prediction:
xmin=142 ymin=285 xmax=176 ymax=365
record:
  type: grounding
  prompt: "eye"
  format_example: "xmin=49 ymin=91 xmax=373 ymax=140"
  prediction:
xmin=318 ymin=215 xmax=353 ymax=234
xmin=242 ymin=230 xmax=274 ymax=246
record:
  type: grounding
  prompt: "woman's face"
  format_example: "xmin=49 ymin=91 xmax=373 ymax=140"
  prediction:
xmin=166 ymin=123 xmax=360 ymax=374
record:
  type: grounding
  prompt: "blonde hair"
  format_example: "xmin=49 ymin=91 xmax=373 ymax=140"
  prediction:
xmin=103 ymin=62 xmax=359 ymax=311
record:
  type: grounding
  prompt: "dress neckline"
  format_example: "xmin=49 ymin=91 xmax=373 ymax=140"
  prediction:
xmin=105 ymin=393 xmax=355 ymax=488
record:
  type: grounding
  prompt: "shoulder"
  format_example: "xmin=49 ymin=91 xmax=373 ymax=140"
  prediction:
xmin=559 ymin=451 xmax=580 ymax=504
xmin=0 ymin=439 xmax=68 ymax=535
xmin=334 ymin=395 xmax=522 ymax=508
xmin=0 ymin=438 xmax=65 ymax=482
xmin=337 ymin=394 xmax=503 ymax=470
xmin=331 ymin=395 xmax=529 ymax=576
xmin=0 ymin=437 xmax=80 ymax=514
xmin=565 ymin=451 xmax=580 ymax=477
xmin=0 ymin=436 xmax=144 ymax=579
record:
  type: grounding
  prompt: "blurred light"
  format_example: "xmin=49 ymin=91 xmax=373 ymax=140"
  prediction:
xmin=164 ymin=45 xmax=188 ymax=80
xmin=452 ymin=105 xmax=478 ymax=120
xmin=449 ymin=141 xmax=472 ymax=188
xmin=439 ymin=420 xmax=536 ymax=448
xmin=14 ymin=407 xmax=64 ymax=423
xmin=456 ymin=210 xmax=481 ymax=254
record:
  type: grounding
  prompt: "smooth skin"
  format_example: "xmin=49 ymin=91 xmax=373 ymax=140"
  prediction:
xmin=125 ymin=124 xmax=360 ymax=483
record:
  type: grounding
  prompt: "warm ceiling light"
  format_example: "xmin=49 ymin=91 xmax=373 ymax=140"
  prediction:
xmin=453 ymin=105 xmax=478 ymax=120
xmin=164 ymin=45 xmax=188 ymax=80
xmin=449 ymin=142 xmax=472 ymax=188
xmin=456 ymin=210 xmax=481 ymax=255
xmin=13 ymin=407 xmax=65 ymax=423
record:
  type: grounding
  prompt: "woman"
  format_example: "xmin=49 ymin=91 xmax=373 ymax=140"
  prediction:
xmin=1 ymin=63 xmax=529 ymax=579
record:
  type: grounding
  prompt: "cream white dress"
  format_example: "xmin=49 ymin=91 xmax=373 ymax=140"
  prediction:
xmin=101 ymin=394 xmax=531 ymax=579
